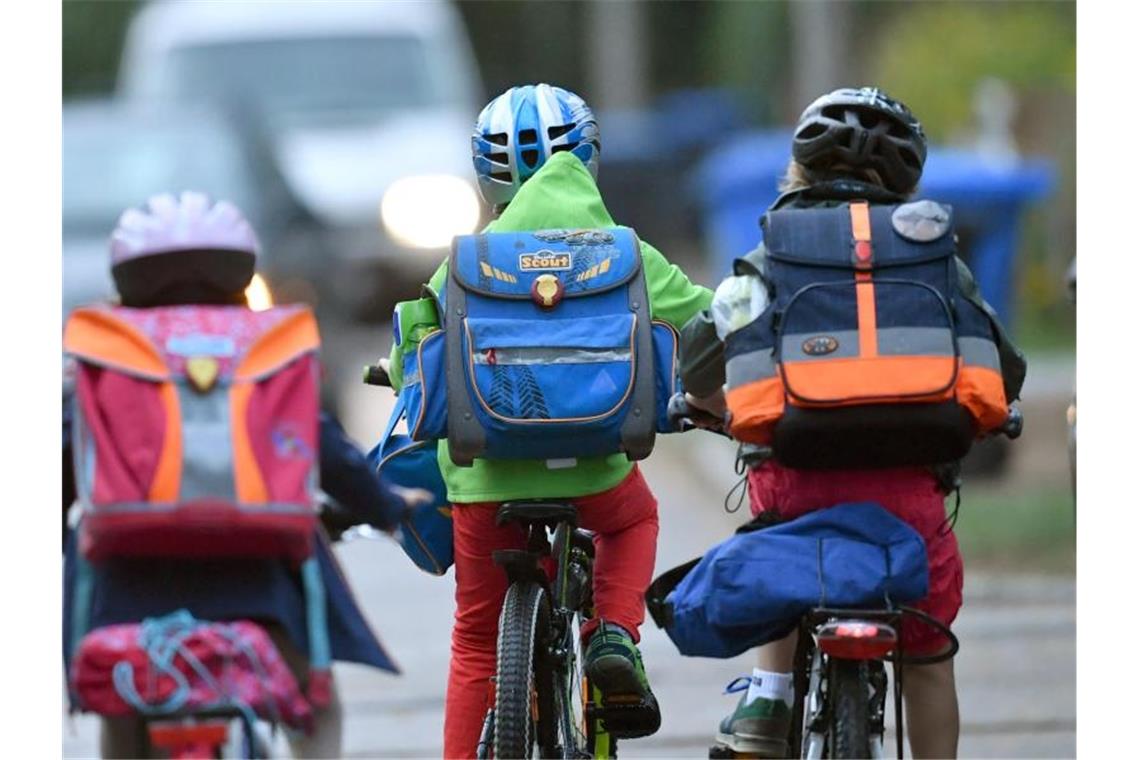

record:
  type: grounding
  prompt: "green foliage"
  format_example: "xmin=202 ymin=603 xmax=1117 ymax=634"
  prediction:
xmin=700 ymin=0 xmax=791 ymax=124
xmin=62 ymin=0 xmax=141 ymax=96
xmin=953 ymin=482 xmax=1075 ymax=573
xmin=870 ymin=1 xmax=1075 ymax=141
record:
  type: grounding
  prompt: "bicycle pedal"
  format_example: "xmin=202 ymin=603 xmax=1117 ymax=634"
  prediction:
xmin=591 ymin=696 xmax=661 ymax=739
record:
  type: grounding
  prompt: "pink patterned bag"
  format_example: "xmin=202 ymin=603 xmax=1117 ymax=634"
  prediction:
xmin=71 ymin=612 xmax=314 ymax=733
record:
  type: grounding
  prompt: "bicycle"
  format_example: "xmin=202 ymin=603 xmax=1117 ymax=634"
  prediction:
xmin=363 ymin=360 xmax=656 ymax=758
xmin=474 ymin=501 xmax=657 ymax=759
xmin=663 ymin=393 xmax=1021 ymax=760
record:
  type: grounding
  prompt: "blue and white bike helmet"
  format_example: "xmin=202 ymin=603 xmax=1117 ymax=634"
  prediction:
xmin=472 ymin=83 xmax=600 ymax=209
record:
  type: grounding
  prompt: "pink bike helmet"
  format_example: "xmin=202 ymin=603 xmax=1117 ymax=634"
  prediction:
xmin=110 ymin=191 xmax=259 ymax=306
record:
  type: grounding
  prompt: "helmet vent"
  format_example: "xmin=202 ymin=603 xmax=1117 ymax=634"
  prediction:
xmin=521 ymin=149 xmax=540 ymax=168
xmin=796 ymin=122 xmax=828 ymax=140
xmin=517 ymin=129 xmax=538 ymax=145
xmin=856 ymin=109 xmax=880 ymax=129
xmin=490 ymin=171 xmax=513 ymax=183
xmin=488 ymin=152 xmax=509 ymax=166
xmin=486 ymin=132 xmax=509 ymax=146
xmin=548 ymin=123 xmax=576 ymax=139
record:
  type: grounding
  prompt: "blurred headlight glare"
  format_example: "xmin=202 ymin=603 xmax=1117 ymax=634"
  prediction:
xmin=245 ymin=273 xmax=273 ymax=312
xmin=381 ymin=175 xmax=481 ymax=249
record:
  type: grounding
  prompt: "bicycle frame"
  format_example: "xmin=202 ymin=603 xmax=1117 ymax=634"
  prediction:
xmin=788 ymin=606 xmax=958 ymax=760
xmin=476 ymin=508 xmax=615 ymax=759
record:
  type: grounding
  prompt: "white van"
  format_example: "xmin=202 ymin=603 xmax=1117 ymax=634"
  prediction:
xmin=118 ymin=0 xmax=486 ymax=316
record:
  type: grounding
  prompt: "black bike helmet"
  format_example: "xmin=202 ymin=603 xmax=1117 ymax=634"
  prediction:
xmin=792 ymin=87 xmax=927 ymax=195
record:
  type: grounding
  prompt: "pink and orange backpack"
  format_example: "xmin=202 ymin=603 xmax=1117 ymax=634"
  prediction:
xmin=63 ymin=303 xmax=322 ymax=562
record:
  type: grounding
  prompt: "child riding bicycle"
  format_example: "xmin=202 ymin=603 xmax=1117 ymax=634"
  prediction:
xmin=62 ymin=192 xmax=428 ymax=758
xmin=678 ymin=88 xmax=1027 ymax=759
xmin=383 ymin=83 xmax=712 ymax=758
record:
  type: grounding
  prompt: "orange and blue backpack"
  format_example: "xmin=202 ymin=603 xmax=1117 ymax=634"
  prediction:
xmin=723 ymin=199 xmax=1009 ymax=469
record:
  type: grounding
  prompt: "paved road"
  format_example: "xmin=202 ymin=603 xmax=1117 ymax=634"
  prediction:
xmin=63 ymin=337 xmax=1075 ymax=758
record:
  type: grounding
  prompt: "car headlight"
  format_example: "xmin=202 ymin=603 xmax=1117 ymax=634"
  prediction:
xmin=380 ymin=175 xmax=481 ymax=249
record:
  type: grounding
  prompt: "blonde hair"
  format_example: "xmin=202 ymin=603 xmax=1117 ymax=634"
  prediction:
xmin=778 ymin=158 xmax=915 ymax=197
xmin=778 ymin=159 xmax=814 ymax=193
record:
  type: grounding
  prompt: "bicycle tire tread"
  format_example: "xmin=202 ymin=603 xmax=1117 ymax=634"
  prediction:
xmin=829 ymin=659 xmax=870 ymax=759
xmin=495 ymin=582 xmax=547 ymax=759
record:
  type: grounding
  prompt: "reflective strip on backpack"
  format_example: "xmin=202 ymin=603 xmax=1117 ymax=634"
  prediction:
xmin=230 ymin=382 xmax=269 ymax=504
xmin=959 ymin=336 xmax=1001 ymax=370
xmin=177 ymin=383 xmax=236 ymax=502
xmin=726 ymin=348 xmax=778 ymax=389
xmin=149 ymin=382 xmax=183 ymax=503
xmin=471 ymin=346 xmax=633 ymax=365
xmin=779 ymin=327 xmax=957 ymax=363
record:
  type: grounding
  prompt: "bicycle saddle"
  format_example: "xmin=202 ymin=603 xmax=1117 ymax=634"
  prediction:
xmin=496 ymin=501 xmax=578 ymax=529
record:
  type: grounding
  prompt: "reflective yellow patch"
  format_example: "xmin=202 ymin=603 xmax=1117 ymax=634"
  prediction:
xmin=186 ymin=356 xmax=220 ymax=392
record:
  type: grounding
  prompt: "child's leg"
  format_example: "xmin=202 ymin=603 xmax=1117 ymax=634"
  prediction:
xmin=264 ymin=621 xmax=344 ymax=759
xmin=444 ymin=502 xmax=527 ymax=759
xmin=287 ymin=682 xmax=344 ymax=759
xmin=574 ymin=466 xmax=659 ymax=642
xmin=756 ymin=631 xmax=798 ymax=672
xmin=902 ymin=655 xmax=959 ymax=759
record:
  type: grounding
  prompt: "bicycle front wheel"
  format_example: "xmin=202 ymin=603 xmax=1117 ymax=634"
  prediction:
xmin=827 ymin=658 xmax=870 ymax=759
xmin=494 ymin=581 xmax=552 ymax=759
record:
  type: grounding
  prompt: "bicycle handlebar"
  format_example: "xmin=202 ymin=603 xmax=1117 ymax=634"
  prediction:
xmin=669 ymin=392 xmax=1022 ymax=441
xmin=363 ymin=362 xmax=392 ymax=388
xmin=1000 ymin=404 xmax=1023 ymax=440
xmin=667 ymin=392 xmax=728 ymax=435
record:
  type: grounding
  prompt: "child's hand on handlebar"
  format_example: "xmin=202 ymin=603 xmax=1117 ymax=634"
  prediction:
xmin=686 ymin=389 xmax=727 ymax=418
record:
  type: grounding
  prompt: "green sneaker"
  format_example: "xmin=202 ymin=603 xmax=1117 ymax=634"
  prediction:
xmin=714 ymin=677 xmax=792 ymax=758
xmin=583 ymin=622 xmax=661 ymax=738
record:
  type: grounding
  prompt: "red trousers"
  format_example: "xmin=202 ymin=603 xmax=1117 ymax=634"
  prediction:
xmin=443 ymin=467 xmax=659 ymax=758
xmin=748 ymin=462 xmax=964 ymax=655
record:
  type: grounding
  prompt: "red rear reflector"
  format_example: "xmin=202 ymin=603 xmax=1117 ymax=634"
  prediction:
xmin=817 ymin=620 xmax=898 ymax=660
xmin=147 ymin=720 xmax=229 ymax=748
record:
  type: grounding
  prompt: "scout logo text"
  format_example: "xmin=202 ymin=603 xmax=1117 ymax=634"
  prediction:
xmin=519 ymin=250 xmax=572 ymax=271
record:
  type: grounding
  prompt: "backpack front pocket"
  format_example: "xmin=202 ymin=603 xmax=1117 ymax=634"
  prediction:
xmin=779 ymin=279 xmax=959 ymax=406
xmin=462 ymin=313 xmax=637 ymax=424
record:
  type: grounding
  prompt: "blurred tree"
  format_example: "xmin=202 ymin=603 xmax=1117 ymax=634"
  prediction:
xmin=699 ymin=0 xmax=790 ymax=124
xmin=869 ymin=1 xmax=1075 ymax=142
xmin=62 ymin=0 xmax=141 ymax=96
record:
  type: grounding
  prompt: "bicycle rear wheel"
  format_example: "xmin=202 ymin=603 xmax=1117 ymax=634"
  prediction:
xmin=495 ymin=581 xmax=553 ymax=759
xmin=827 ymin=658 xmax=870 ymax=759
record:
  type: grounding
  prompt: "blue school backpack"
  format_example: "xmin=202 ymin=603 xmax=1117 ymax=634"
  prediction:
xmin=401 ymin=228 xmax=680 ymax=466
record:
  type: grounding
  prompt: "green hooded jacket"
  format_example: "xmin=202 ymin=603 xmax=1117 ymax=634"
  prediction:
xmin=387 ymin=152 xmax=712 ymax=503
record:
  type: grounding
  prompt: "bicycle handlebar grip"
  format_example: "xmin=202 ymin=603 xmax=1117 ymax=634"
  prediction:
xmin=666 ymin=392 xmax=695 ymax=432
xmin=1001 ymin=404 xmax=1024 ymax=440
xmin=363 ymin=363 xmax=392 ymax=387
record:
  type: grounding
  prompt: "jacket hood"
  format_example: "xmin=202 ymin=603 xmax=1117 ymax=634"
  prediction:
xmin=488 ymin=152 xmax=615 ymax=232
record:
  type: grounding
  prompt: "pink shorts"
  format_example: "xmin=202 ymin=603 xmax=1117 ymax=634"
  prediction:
xmin=748 ymin=462 xmax=963 ymax=656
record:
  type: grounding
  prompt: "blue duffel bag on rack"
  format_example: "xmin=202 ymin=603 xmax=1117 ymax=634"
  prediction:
xmin=645 ymin=502 xmax=930 ymax=659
